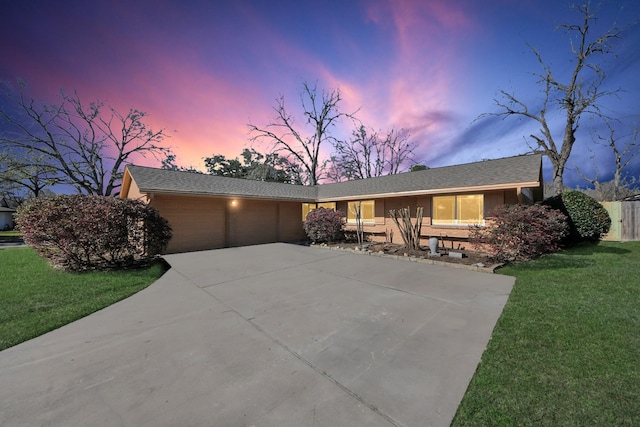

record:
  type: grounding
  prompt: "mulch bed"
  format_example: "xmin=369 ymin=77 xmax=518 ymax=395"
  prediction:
xmin=310 ymin=241 xmax=500 ymax=271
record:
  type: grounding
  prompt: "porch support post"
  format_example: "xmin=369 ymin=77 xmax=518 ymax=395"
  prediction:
xmin=516 ymin=187 xmax=523 ymax=204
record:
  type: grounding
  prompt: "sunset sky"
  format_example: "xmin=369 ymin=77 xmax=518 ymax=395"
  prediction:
xmin=1 ymin=0 xmax=639 ymax=187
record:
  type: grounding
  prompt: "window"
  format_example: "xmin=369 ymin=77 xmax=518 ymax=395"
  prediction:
xmin=317 ymin=202 xmax=336 ymax=210
xmin=302 ymin=202 xmax=336 ymax=221
xmin=432 ymin=194 xmax=484 ymax=225
xmin=347 ymin=200 xmax=375 ymax=223
xmin=302 ymin=203 xmax=314 ymax=221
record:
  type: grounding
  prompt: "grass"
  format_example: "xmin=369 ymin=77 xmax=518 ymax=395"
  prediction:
xmin=0 ymin=247 xmax=166 ymax=351
xmin=452 ymin=241 xmax=640 ymax=426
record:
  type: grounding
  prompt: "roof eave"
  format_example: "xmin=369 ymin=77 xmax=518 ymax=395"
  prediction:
xmin=137 ymin=188 xmax=317 ymax=203
xmin=137 ymin=181 xmax=540 ymax=203
xmin=316 ymin=181 xmax=541 ymax=202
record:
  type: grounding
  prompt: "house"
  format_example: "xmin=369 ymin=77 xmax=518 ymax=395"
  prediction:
xmin=0 ymin=198 xmax=16 ymax=230
xmin=120 ymin=154 xmax=543 ymax=253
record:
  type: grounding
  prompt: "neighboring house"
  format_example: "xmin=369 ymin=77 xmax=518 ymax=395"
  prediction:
xmin=120 ymin=154 xmax=543 ymax=253
xmin=0 ymin=198 xmax=16 ymax=230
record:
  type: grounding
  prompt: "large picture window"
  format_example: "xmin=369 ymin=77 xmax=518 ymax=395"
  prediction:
xmin=347 ymin=200 xmax=375 ymax=223
xmin=432 ymin=194 xmax=484 ymax=225
xmin=302 ymin=202 xmax=336 ymax=221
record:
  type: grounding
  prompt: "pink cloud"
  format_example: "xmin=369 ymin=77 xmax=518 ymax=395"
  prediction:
xmin=121 ymin=64 xmax=275 ymax=169
xmin=244 ymin=0 xmax=481 ymax=165
xmin=3 ymin=44 xmax=271 ymax=171
xmin=367 ymin=0 xmax=474 ymax=58
xmin=1 ymin=0 xmax=484 ymax=174
xmin=359 ymin=0 xmax=480 ymax=152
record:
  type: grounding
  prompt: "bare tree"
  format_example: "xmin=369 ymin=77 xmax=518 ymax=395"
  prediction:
xmin=329 ymin=126 xmax=382 ymax=181
xmin=248 ymin=82 xmax=355 ymax=185
xmin=385 ymin=127 xmax=417 ymax=175
xmin=579 ymin=179 xmax=638 ymax=202
xmin=0 ymin=84 xmax=171 ymax=196
xmin=481 ymin=3 xmax=621 ymax=195
xmin=576 ymin=121 xmax=639 ymax=201
xmin=0 ymin=149 xmax=61 ymax=200
xmin=0 ymin=152 xmax=31 ymax=207
xmin=329 ymin=125 xmax=417 ymax=181
xmin=599 ymin=124 xmax=638 ymax=196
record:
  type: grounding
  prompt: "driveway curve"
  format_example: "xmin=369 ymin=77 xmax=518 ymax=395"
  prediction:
xmin=0 ymin=243 xmax=514 ymax=427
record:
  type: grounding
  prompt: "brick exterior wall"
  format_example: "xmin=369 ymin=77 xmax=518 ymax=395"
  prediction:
xmin=339 ymin=190 xmax=518 ymax=247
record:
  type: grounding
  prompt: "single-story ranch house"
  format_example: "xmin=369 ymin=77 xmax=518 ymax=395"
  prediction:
xmin=120 ymin=154 xmax=543 ymax=254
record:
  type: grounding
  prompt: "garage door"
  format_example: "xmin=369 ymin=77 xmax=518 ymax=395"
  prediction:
xmin=153 ymin=195 xmax=227 ymax=253
xmin=228 ymin=199 xmax=278 ymax=247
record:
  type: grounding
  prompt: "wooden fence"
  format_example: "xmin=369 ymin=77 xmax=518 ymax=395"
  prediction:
xmin=601 ymin=201 xmax=640 ymax=241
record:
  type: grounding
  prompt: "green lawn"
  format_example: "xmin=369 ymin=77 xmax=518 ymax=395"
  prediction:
xmin=453 ymin=241 xmax=640 ymax=426
xmin=0 ymin=247 xmax=166 ymax=351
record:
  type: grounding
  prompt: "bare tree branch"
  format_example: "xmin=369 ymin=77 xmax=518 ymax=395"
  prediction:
xmin=577 ymin=121 xmax=639 ymax=201
xmin=248 ymin=82 xmax=356 ymax=185
xmin=0 ymin=85 xmax=171 ymax=196
xmin=0 ymin=149 xmax=61 ymax=200
xmin=329 ymin=125 xmax=416 ymax=181
xmin=477 ymin=2 xmax=622 ymax=194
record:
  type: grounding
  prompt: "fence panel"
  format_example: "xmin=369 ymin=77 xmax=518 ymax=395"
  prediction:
xmin=621 ymin=201 xmax=640 ymax=241
xmin=601 ymin=202 xmax=622 ymax=241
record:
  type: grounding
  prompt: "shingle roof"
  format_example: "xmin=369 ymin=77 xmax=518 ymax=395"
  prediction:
xmin=126 ymin=166 xmax=318 ymax=201
xmin=125 ymin=154 xmax=542 ymax=202
xmin=316 ymin=154 xmax=542 ymax=200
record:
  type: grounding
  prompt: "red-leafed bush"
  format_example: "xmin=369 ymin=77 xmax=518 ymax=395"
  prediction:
xmin=469 ymin=204 xmax=568 ymax=262
xmin=303 ymin=207 xmax=344 ymax=243
xmin=15 ymin=195 xmax=172 ymax=271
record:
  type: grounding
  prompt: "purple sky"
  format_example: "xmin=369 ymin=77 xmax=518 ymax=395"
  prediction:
xmin=1 ymin=0 xmax=639 ymax=187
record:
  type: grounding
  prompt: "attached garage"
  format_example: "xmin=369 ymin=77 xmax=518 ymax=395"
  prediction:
xmin=151 ymin=195 xmax=306 ymax=253
xmin=120 ymin=166 xmax=313 ymax=253
xmin=152 ymin=195 xmax=227 ymax=252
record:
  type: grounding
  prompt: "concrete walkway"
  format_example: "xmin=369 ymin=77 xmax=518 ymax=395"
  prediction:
xmin=0 ymin=243 xmax=514 ymax=427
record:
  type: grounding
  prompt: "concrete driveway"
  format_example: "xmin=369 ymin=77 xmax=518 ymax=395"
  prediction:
xmin=0 ymin=243 xmax=514 ymax=427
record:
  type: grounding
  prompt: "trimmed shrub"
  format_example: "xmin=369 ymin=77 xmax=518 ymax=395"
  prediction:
xmin=303 ymin=207 xmax=344 ymax=243
xmin=469 ymin=204 xmax=568 ymax=262
xmin=543 ymin=190 xmax=611 ymax=243
xmin=15 ymin=195 xmax=172 ymax=271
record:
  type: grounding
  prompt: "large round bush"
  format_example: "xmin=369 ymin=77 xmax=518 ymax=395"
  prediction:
xmin=543 ymin=190 xmax=610 ymax=243
xmin=469 ymin=203 xmax=568 ymax=262
xmin=303 ymin=207 xmax=344 ymax=243
xmin=16 ymin=195 xmax=172 ymax=271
